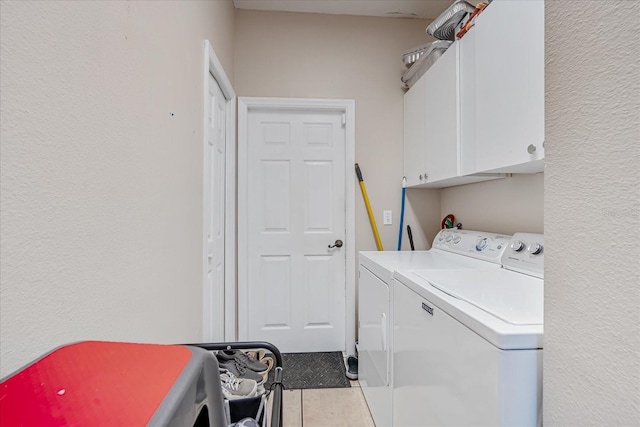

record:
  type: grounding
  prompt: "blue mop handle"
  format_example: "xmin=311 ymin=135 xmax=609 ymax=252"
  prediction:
xmin=397 ymin=177 xmax=406 ymax=250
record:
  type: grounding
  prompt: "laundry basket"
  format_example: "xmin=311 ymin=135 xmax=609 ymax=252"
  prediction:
xmin=188 ymin=341 xmax=284 ymax=427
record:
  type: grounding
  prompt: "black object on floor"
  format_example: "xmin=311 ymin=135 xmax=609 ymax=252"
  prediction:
xmin=345 ymin=355 xmax=358 ymax=380
xmin=264 ymin=352 xmax=351 ymax=390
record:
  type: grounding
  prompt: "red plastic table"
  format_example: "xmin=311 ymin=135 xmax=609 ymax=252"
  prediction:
xmin=0 ymin=341 xmax=226 ymax=426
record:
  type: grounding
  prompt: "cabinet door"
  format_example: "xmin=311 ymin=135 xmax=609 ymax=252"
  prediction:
xmin=424 ymin=43 xmax=459 ymax=182
xmin=474 ymin=0 xmax=545 ymax=173
xmin=403 ymin=74 xmax=427 ymax=187
xmin=459 ymin=24 xmax=478 ymax=176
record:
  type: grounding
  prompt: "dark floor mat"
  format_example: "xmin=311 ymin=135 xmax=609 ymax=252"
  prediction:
xmin=265 ymin=352 xmax=351 ymax=390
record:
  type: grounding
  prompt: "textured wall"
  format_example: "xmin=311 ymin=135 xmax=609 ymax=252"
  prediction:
xmin=544 ymin=1 xmax=640 ymax=424
xmin=0 ymin=0 xmax=235 ymax=376
xmin=234 ymin=10 xmax=441 ymax=254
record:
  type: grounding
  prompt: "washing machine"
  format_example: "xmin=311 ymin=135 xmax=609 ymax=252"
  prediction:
xmin=392 ymin=233 xmax=544 ymax=427
xmin=358 ymin=229 xmax=511 ymax=427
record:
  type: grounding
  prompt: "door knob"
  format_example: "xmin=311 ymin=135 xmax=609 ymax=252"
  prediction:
xmin=328 ymin=239 xmax=343 ymax=248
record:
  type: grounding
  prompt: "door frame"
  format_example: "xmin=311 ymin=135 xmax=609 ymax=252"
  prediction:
xmin=203 ymin=40 xmax=236 ymax=341
xmin=238 ymin=97 xmax=356 ymax=355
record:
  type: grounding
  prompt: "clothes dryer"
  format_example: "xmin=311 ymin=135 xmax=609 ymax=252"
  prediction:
xmin=358 ymin=229 xmax=510 ymax=427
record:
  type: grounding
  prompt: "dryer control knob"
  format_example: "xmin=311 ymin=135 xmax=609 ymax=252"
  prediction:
xmin=476 ymin=237 xmax=489 ymax=251
xmin=510 ymin=241 xmax=525 ymax=252
xmin=527 ymin=243 xmax=543 ymax=255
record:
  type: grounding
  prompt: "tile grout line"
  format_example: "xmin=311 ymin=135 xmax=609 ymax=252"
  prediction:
xmin=300 ymin=389 xmax=304 ymax=427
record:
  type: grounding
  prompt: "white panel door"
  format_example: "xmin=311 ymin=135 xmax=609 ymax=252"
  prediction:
xmin=203 ymin=73 xmax=226 ymax=341
xmin=243 ymin=108 xmax=346 ymax=352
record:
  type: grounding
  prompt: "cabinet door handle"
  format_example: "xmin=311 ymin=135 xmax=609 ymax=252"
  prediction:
xmin=528 ymin=144 xmax=537 ymax=154
xmin=419 ymin=174 xmax=423 ymax=180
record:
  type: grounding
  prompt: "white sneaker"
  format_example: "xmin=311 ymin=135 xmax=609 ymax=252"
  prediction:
xmin=220 ymin=371 xmax=258 ymax=400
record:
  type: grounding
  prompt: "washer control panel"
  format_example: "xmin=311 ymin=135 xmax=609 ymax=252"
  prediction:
xmin=502 ymin=233 xmax=544 ymax=278
xmin=433 ymin=229 xmax=511 ymax=263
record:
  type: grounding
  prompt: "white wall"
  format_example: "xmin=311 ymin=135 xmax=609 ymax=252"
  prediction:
xmin=233 ymin=10 xmax=440 ymax=254
xmin=544 ymin=1 xmax=639 ymax=424
xmin=0 ymin=0 xmax=236 ymax=376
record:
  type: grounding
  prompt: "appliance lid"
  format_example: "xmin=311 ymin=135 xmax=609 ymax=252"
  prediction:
xmin=359 ymin=248 xmax=501 ymax=283
xmin=413 ymin=269 xmax=543 ymax=325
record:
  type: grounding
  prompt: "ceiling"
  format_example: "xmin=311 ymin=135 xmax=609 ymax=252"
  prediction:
xmin=233 ymin=0 xmax=452 ymax=20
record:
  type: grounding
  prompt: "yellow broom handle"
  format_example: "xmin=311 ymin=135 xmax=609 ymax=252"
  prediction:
xmin=355 ymin=164 xmax=384 ymax=251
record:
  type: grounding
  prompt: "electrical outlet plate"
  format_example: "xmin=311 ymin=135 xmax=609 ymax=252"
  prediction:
xmin=383 ymin=210 xmax=392 ymax=225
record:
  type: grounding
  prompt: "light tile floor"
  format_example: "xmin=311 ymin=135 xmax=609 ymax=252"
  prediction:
xmin=269 ymin=381 xmax=375 ymax=427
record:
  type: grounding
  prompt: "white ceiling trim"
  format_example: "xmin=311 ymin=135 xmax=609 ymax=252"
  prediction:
xmin=233 ymin=0 xmax=452 ymax=20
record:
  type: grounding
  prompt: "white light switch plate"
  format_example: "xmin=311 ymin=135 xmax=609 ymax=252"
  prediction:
xmin=383 ymin=210 xmax=392 ymax=225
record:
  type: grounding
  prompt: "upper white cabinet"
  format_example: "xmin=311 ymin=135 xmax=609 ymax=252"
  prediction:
xmin=404 ymin=44 xmax=502 ymax=188
xmin=404 ymin=0 xmax=544 ymax=187
xmin=461 ymin=0 xmax=545 ymax=174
